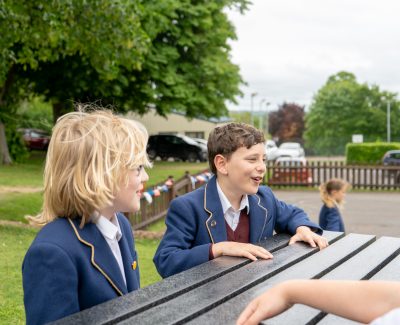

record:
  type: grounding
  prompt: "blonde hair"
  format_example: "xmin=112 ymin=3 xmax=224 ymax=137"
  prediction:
xmin=319 ymin=178 xmax=350 ymax=208
xmin=29 ymin=108 xmax=151 ymax=227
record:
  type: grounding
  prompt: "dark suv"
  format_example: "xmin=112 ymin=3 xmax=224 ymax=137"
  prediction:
xmin=383 ymin=150 xmax=400 ymax=166
xmin=147 ymin=134 xmax=207 ymax=162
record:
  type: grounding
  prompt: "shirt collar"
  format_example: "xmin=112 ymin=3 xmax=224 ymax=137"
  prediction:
xmin=216 ymin=180 xmax=249 ymax=214
xmin=94 ymin=214 xmax=122 ymax=241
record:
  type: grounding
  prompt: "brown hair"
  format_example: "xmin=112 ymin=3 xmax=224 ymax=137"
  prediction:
xmin=319 ymin=178 xmax=350 ymax=208
xmin=207 ymin=123 xmax=265 ymax=174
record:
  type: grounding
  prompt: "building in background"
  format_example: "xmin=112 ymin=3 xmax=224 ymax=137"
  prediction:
xmin=126 ymin=108 xmax=231 ymax=139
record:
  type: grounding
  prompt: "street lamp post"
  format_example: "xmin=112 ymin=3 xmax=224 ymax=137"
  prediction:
xmin=387 ymin=101 xmax=391 ymax=142
xmin=258 ymin=99 xmax=266 ymax=129
xmin=250 ymin=92 xmax=257 ymax=126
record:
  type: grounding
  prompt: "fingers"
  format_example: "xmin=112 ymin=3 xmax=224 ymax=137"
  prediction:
xmin=288 ymin=235 xmax=298 ymax=246
xmin=289 ymin=233 xmax=329 ymax=250
xmin=237 ymin=300 xmax=259 ymax=325
xmin=314 ymin=235 xmax=329 ymax=249
xmin=220 ymin=242 xmax=274 ymax=261
xmin=241 ymin=245 xmax=273 ymax=261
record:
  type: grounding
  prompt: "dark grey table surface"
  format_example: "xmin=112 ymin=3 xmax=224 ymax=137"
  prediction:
xmin=51 ymin=231 xmax=400 ymax=325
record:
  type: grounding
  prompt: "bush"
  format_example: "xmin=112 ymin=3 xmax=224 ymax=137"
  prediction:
xmin=346 ymin=142 xmax=400 ymax=165
xmin=5 ymin=121 xmax=29 ymax=163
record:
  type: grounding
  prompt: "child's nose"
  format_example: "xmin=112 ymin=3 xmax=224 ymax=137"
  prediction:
xmin=257 ymin=161 xmax=266 ymax=172
xmin=142 ymin=169 xmax=149 ymax=182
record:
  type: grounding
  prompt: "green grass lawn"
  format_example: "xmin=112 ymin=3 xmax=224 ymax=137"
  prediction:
xmin=0 ymin=151 xmax=208 ymax=189
xmin=0 ymin=151 xmax=45 ymax=188
xmin=0 ymin=192 xmax=43 ymax=223
xmin=0 ymin=224 xmax=161 ymax=325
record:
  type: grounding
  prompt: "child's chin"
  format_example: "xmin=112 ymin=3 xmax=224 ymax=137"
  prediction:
xmin=245 ymin=186 xmax=259 ymax=195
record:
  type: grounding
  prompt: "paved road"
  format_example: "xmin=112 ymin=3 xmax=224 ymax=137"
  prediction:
xmin=274 ymin=190 xmax=400 ymax=237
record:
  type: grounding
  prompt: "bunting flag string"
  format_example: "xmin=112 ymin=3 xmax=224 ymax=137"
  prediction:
xmin=141 ymin=172 xmax=213 ymax=204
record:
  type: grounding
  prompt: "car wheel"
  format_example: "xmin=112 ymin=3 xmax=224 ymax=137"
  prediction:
xmin=148 ymin=149 xmax=157 ymax=160
xmin=187 ymin=152 xmax=198 ymax=163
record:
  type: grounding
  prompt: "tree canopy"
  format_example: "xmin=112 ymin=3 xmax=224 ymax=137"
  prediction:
xmin=304 ymin=71 xmax=400 ymax=155
xmin=0 ymin=0 xmax=249 ymax=163
xmin=268 ymin=102 xmax=305 ymax=145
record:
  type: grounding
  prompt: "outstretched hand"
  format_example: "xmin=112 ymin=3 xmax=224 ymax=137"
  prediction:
xmin=289 ymin=226 xmax=328 ymax=249
xmin=237 ymin=282 xmax=292 ymax=325
xmin=212 ymin=242 xmax=273 ymax=261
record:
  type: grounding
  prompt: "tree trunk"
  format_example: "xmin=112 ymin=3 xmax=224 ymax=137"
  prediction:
xmin=53 ymin=102 xmax=64 ymax=124
xmin=0 ymin=66 xmax=16 ymax=165
xmin=0 ymin=121 xmax=12 ymax=165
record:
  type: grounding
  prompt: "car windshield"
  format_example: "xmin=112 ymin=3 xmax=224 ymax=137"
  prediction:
xmin=181 ymin=135 xmax=198 ymax=145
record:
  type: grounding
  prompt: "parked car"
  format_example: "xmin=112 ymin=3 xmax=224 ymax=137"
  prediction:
xmin=147 ymin=134 xmax=207 ymax=162
xmin=18 ymin=128 xmax=50 ymax=150
xmin=265 ymin=140 xmax=279 ymax=161
xmin=276 ymin=142 xmax=305 ymax=158
xmin=192 ymin=138 xmax=208 ymax=147
xmin=382 ymin=150 xmax=400 ymax=166
xmin=268 ymin=157 xmax=312 ymax=185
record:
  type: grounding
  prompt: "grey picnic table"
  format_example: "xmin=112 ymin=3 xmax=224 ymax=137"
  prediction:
xmin=51 ymin=231 xmax=400 ymax=325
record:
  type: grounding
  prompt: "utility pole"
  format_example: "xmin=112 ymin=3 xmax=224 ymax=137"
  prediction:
xmin=387 ymin=101 xmax=391 ymax=142
xmin=258 ymin=98 xmax=266 ymax=129
xmin=250 ymin=92 xmax=257 ymax=126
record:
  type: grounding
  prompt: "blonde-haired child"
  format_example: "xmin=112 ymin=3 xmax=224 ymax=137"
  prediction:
xmin=318 ymin=178 xmax=350 ymax=232
xmin=23 ymin=108 xmax=151 ymax=325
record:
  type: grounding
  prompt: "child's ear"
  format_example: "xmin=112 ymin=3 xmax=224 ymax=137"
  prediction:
xmin=214 ymin=154 xmax=228 ymax=175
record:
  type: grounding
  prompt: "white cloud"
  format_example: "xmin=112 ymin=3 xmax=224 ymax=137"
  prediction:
xmin=227 ymin=0 xmax=400 ymax=111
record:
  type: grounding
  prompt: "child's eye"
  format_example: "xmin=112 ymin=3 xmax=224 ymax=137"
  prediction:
xmin=136 ymin=165 xmax=144 ymax=174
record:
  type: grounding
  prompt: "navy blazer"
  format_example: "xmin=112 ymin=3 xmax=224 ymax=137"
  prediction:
xmin=154 ymin=176 xmax=322 ymax=278
xmin=22 ymin=213 xmax=140 ymax=325
xmin=319 ymin=204 xmax=345 ymax=232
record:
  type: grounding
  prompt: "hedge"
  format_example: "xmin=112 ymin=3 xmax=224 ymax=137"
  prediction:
xmin=346 ymin=142 xmax=400 ymax=165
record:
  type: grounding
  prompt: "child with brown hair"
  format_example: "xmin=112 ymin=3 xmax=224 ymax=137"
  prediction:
xmin=154 ymin=122 xmax=328 ymax=278
xmin=319 ymin=178 xmax=350 ymax=232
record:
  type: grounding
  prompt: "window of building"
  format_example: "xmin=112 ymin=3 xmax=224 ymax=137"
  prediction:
xmin=185 ymin=131 xmax=205 ymax=139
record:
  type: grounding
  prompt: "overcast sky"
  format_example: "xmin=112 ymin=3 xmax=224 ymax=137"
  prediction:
xmin=226 ymin=0 xmax=400 ymax=112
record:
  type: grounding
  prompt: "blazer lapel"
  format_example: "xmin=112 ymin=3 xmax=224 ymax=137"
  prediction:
xmin=204 ymin=176 xmax=228 ymax=244
xmin=248 ymin=194 xmax=269 ymax=243
xmin=68 ymin=218 xmax=127 ymax=296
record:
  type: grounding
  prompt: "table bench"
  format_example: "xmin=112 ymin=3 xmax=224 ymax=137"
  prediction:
xmin=52 ymin=231 xmax=400 ymax=325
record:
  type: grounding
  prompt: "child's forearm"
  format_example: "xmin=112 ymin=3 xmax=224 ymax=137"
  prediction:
xmin=283 ymin=280 xmax=400 ymax=323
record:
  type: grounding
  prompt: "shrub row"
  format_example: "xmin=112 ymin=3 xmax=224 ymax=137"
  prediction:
xmin=346 ymin=142 xmax=400 ymax=165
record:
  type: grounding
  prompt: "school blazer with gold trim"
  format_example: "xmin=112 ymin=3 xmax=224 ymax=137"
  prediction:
xmin=22 ymin=213 xmax=139 ymax=325
xmin=154 ymin=176 xmax=322 ymax=278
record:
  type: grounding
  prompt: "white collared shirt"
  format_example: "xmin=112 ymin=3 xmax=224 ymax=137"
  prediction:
xmin=94 ymin=214 xmax=127 ymax=286
xmin=216 ymin=180 xmax=249 ymax=231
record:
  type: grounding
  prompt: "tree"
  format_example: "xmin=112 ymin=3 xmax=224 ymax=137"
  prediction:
xmin=0 ymin=0 xmax=149 ymax=163
xmin=0 ymin=0 xmax=249 ymax=164
xmin=268 ymin=102 xmax=305 ymax=144
xmin=304 ymin=71 xmax=400 ymax=155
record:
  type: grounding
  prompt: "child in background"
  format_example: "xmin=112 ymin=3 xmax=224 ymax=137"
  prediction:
xmin=23 ymin=109 xmax=151 ymax=325
xmin=319 ymin=178 xmax=350 ymax=232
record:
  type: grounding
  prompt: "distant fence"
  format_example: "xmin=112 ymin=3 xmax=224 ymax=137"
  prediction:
xmin=127 ymin=169 xmax=210 ymax=230
xmin=266 ymin=161 xmax=400 ymax=190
